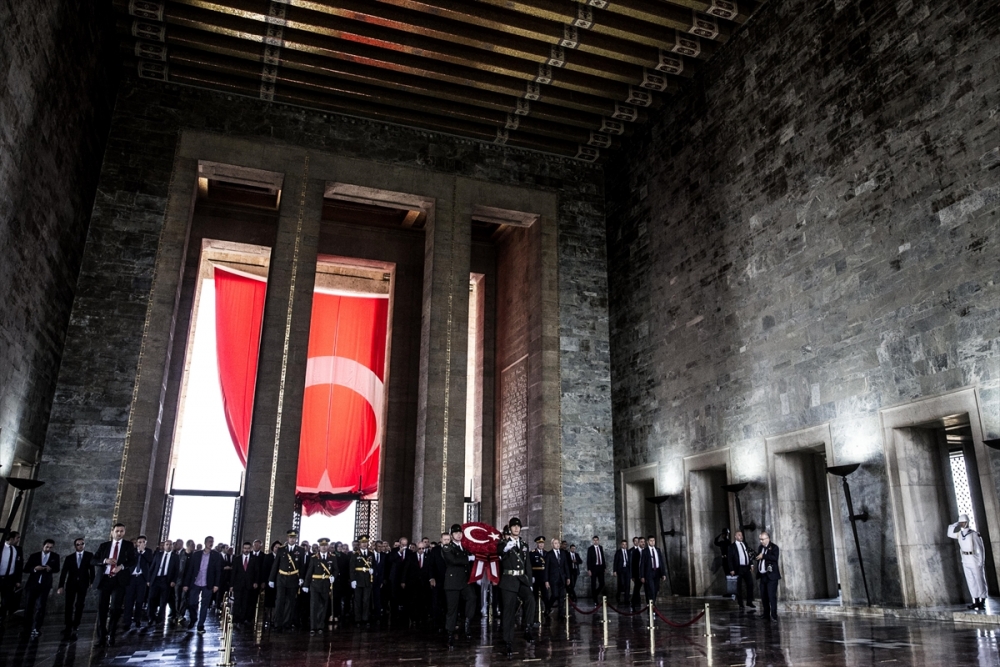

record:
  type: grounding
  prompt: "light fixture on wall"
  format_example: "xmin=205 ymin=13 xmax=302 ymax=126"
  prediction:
xmin=826 ymin=463 xmax=871 ymax=607
xmin=983 ymin=439 xmax=1000 ymax=450
xmin=721 ymin=482 xmax=757 ymax=533
xmin=1 ymin=477 xmax=45 ymax=540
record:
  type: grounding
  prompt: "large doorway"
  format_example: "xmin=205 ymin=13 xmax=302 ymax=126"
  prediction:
xmin=882 ymin=389 xmax=1000 ymax=607
xmin=687 ymin=467 xmax=730 ymax=596
xmin=625 ymin=479 xmax=658 ymax=542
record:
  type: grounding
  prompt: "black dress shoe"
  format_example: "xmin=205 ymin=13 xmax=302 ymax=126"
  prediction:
xmin=447 ymin=633 xmax=455 ymax=648
xmin=95 ymin=636 xmax=107 ymax=648
xmin=108 ymin=635 xmax=117 ymax=647
xmin=503 ymin=641 xmax=514 ymax=657
xmin=524 ymin=630 xmax=535 ymax=643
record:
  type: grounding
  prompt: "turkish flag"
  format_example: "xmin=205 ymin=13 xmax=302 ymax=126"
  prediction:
xmin=296 ymin=291 xmax=389 ymax=516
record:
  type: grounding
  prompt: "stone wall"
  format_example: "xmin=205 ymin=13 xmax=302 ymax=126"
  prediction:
xmin=29 ymin=77 xmax=614 ymax=560
xmin=0 ymin=1 xmax=117 ymax=501
xmin=606 ymin=0 xmax=999 ymax=607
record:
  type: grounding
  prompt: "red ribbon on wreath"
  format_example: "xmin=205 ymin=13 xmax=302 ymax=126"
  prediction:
xmin=461 ymin=522 xmax=503 ymax=585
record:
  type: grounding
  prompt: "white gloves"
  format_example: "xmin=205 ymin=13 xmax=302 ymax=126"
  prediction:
xmin=268 ymin=581 xmax=275 ymax=588
xmin=302 ymin=587 xmax=309 ymax=593
xmin=351 ymin=581 xmax=357 ymax=589
xmin=503 ymin=541 xmax=517 ymax=553
xmin=298 ymin=579 xmax=304 ymax=586
xmin=468 ymin=554 xmax=475 ymax=561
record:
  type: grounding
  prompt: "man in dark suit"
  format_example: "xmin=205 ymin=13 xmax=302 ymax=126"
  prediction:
xmin=391 ymin=538 xmax=417 ymax=626
xmin=406 ymin=544 xmax=433 ymax=626
xmin=613 ymin=539 xmax=631 ymax=604
xmin=544 ymin=537 xmax=570 ymax=614
xmin=23 ymin=539 xmax=60 ymax=637
xmin=567 ymin=544 xmax=581 ymax=601
xmin=231 ymin=541 xmax=261 ymax=624
xmin=727 ymin=530 xmax=756 ymax=612
xmin=371 ymin=541 xmax=387 ymax=621
xmin=628 ymin=537 xmax=644 ymax=609
xmin=146 ymin=540 xmax=180 ymax=630
xmin=57 ymin=536 xmax=94 ymax=639
xmin=640 ymin=535 xmax=666 ymax=604
xmin=182 ymin=536 xmax=224 ymax=633
xmin=586 ymin=535 xmax=606 ymax=601
xmin=441 ymin=526 xmax=476 ymax=646
xmin=754 ymin=531 xmax=781 ymax=620
xmin=122 ymin=535 xmax=152 ymax=632
xmin=0 ymin=530 xmax=23 ymax=622
xmin=92 ymin=522 xmax=138 ymax=646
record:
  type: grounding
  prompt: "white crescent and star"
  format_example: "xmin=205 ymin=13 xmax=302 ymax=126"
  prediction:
xmin=463 ymin=525 xmax=501 ymax=544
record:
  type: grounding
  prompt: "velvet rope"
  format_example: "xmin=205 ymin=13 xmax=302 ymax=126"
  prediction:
xmin=605 ymin=602 xmax=647 ymax=617
xmin=568 ymin=599 xmax=600 ymax=615
xmin=652 ymin=606 xmax=706 ymax=628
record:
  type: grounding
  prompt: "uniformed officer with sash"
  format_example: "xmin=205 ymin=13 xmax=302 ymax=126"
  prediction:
xmin=349 ymin=535 xmax=375 ymax=626
xmin=268 ymin=530 xmax=304 ymax=631
xmin=442 ymin=524 xmax=477 ymax=647
xmin=497 ymin=517 xmax=536 ymax=657
xmin=302 ymin=538 xmax=338 ymax=634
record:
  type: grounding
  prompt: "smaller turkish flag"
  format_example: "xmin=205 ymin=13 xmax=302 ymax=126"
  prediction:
xmin=461 ymin=522 xmax=503 ymax=585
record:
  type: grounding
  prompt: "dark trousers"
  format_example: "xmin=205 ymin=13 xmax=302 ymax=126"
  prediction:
xmin=532 ymin=577 xmax=548 ymax=615
xmin=310 ymin=587 xmax=331 ymax=630
xmin=547 ymin=580 xmax=566 ymax=612
xmin=187 ymin=585 xmax=213 ymax=629
xmin=372 ymin=579 xmax=383 ymax=618
xmin=273 ymin=581 xmax=298 ymax=629
xmin=758 ymin=577 xmax=778 ymax=619
xmin=644 ymin=576 xmax=660 ymax=604
xmin=568 ymin=571 xmax=579 ymax=601
xmin=146 ymin=577 xmax=174 ymax=624
xmin=0 ymin=575 xmax=19 ymax=619
xmin=97 ymin=580 xmax=127 ymax=637
xmin=232 ymin=585 xmax=255 ymax=623
xmin=630 ymin=577 xmax=642 ymax=608
xmin=615 ymin=570 xmax=630 ymax=601
xmin=444 ymin=585 xmax=476 ymax=633
xmin=24 ymin=584 xmax=51 ymax=632
xmin=500 ymin=581 xmax=535 ymax=645
xmin=63 ymin=583 xmax=89 ymax=630
xmin=590 ymin=569 xmax=605 ymax=600
xmin=733 ymin=566 xmax=754 ymax=607
xmin=354 ymin=584 xmax=372 ymax=623
xmin=122 ymin=576 xmax=148 ymax=627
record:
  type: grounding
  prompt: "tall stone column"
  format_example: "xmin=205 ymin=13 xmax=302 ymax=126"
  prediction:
xmin=412 ymin=190 xmax=471 ymax=539
xmin=240 ymin=156 xmax=323 ymax=545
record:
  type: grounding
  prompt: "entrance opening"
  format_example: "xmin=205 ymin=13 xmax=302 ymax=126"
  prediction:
xmin=626 ymin=479 xmax=657 ymax=542
xmin=773 ymin=448 xmax=839 ymax=601
xmin=464 ymin=274 xmax=485 ymax=522
xmin=892 ymin=412 xmax=998 ymax=606
xmin=688 ymin=467 xmax=729 ymax=596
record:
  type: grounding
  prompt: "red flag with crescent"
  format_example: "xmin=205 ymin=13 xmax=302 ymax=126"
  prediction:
xmin=461 ymin=522 xmax=503 ymax=585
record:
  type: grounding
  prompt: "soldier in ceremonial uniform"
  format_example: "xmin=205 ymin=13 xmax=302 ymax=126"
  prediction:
xmin=442 ymin=524 xmax=477 ymax=647
xmin=302 ymin=538 xmax=338 ymax=634
xmin=530 ymin=536 xmax=548 ymax=613
xmin=497 ymin=517 xmax=536 ymax=657
xmin=268 ymin=530 xmax=304 ymax=631
xmin=350 ymin=535 xmax=375 ymax=626
xmin=949 ymin=514 xmax=988 ymax=610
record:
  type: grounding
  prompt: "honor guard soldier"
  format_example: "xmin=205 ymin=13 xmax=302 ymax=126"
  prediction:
xmin=530 ymin=537 xmax=548 ymax=613
xmin=949 ymin=514 xmax=988 ymax=610
xmin=442 ymin=524 xmax=477 ymax=647
xmin=497 ymin=517 xmax=536 ymax=657
xmin=350 ymin=535 xmax=375 ymax=626
xmin=268 ymin=530 xmax=304 ymax=631
xmin=303 ymin=538 xmax=338 ymax=634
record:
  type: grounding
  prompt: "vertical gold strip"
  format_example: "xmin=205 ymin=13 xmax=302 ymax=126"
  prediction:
xmin=441 ymin=291 xmax=454 ymax=531
xmin=265 ymin=155 xmax=309 ymax=545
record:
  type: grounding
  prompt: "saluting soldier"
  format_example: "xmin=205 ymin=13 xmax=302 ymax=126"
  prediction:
xmin=302 ymin=538 xmax=338 ymax=634
xmin=530 ymin=536 xmax=548 ymax=613
xmin=497 ymin=517 xmax=536 ymax=657
xmin=268 ymin=530 xmax=305 ymax=631
xmin=442 ymin=525 xmax=477 ymax=647
xmin=949 ymin=514 xmax=988 ymax=610
xmin=350 ymin=535 xmax=375 ymax=626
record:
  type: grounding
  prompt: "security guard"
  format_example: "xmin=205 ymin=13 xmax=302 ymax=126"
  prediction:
xmin=268 ymin=530 xmax=305 ymax=631
xmin=302 ymin=538 xmax=338 ymax=634
xmin=497 ymin=517 xmax=536 ymax=657
xmin=349 ymin=535 xmax=375 ymax=625
xmin=948 ymin=514 xmax=988 ymax=610
xmin=442 ymin=524 xmax=476 ymax=647
xmin=530 ymin=536 xmax=548 ymax=614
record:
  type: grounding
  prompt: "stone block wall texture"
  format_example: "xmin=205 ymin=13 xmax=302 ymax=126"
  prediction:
xmin=0 ymin=1 xmax=117 ymax=496
xmin=605 ymin=0 xmax=999 ymax=607
xmin=30 ymin=78 xmax=614 ymax=562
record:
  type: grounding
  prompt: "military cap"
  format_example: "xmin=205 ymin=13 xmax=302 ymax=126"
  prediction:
xmin=318 ymin=538 xmax=330 ymax=546
xmin=358 ymin=534 xmax=370 ymax=542
xmin=450 ymin=523 xmax=463 ymax=534
xmin=286 ymin=530 xmax=298 ymax=538
xmin=534 ymin=536 xmax=546 ymax=544
xmin=508 ymin=517 xmax=522 ymax=528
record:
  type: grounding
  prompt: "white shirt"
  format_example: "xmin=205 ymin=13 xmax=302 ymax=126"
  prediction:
xmin=159 ymin=551 xmax=172 ymax=576
xmin=1 ymin=544 xmax=15 ymax=576
xmin=736 ymin=541 xmax=748 ymax=566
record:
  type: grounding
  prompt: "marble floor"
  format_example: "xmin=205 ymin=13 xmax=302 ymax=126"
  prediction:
xmin=1 ymin=598 xmax=999 ymax=667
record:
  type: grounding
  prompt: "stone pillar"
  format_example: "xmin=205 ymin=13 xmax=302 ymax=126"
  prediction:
xmin=412 ymin=190 xmax=471 ymax=539
xmin=240 ymin=157 xmax=323 ymax=545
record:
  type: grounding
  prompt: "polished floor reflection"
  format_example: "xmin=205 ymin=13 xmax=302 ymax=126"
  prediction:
xmin=2 ymin=598 xmax=999 ymax=667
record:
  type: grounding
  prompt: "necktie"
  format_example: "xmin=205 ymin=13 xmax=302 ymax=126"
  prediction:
xmin=651 ymin=548 xmax=658 ymax=569
xmin=244 ymin=555 xmax=249 ymax=570
xmin=596 ymin=547 xmax=601 ymax=566
xmin=109 ymin=541 xmax=119 ymax=575
xmin=4 ymin=545 xmax=11 ymax=575
xmin=419 ymin=554 xmax=423 ymax=568
xmin=78 ymin=552 xmax=83 ymax=570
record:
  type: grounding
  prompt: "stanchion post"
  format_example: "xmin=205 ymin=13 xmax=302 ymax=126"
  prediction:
xmin=602 ymin=596 xmax=608 ymax=646
xmin=647 ymin=600 xmax=654 ymax=629
xmin=702 ymin=602 xmax=713 ymax=638
xmin=565 ymin=593 xmax=570 ymax=625
xmin=649 ymin=603 xmax=655 ymax=656
xmin=218 ymin=591 xmax=235 ymax=666
xmin=538 ymin=592 xmax=543 ymax=625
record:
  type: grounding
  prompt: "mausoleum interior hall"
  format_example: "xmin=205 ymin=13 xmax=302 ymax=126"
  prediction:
xmin=1 ymin=0 xmax=998 ymax=665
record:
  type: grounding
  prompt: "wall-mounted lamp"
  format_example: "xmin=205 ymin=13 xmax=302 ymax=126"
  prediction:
xmin=983 ymin=439 xmax=1000 ymax=450
xmin=827 ymin=463 xmax=871 ymax=607
xmin=721 ymin=482 xmax=757 ymax=533
xmin=1 ymin=477 xmax=44 ymax=541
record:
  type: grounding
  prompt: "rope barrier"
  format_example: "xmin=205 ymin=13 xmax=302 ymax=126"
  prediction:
xmin=652 ymin=605 xmax=706 ymax=628
xmin=568 ymin=599 xmax=600 ymax=615
xmin=605 ymin=602 xmax=647 ymax=617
